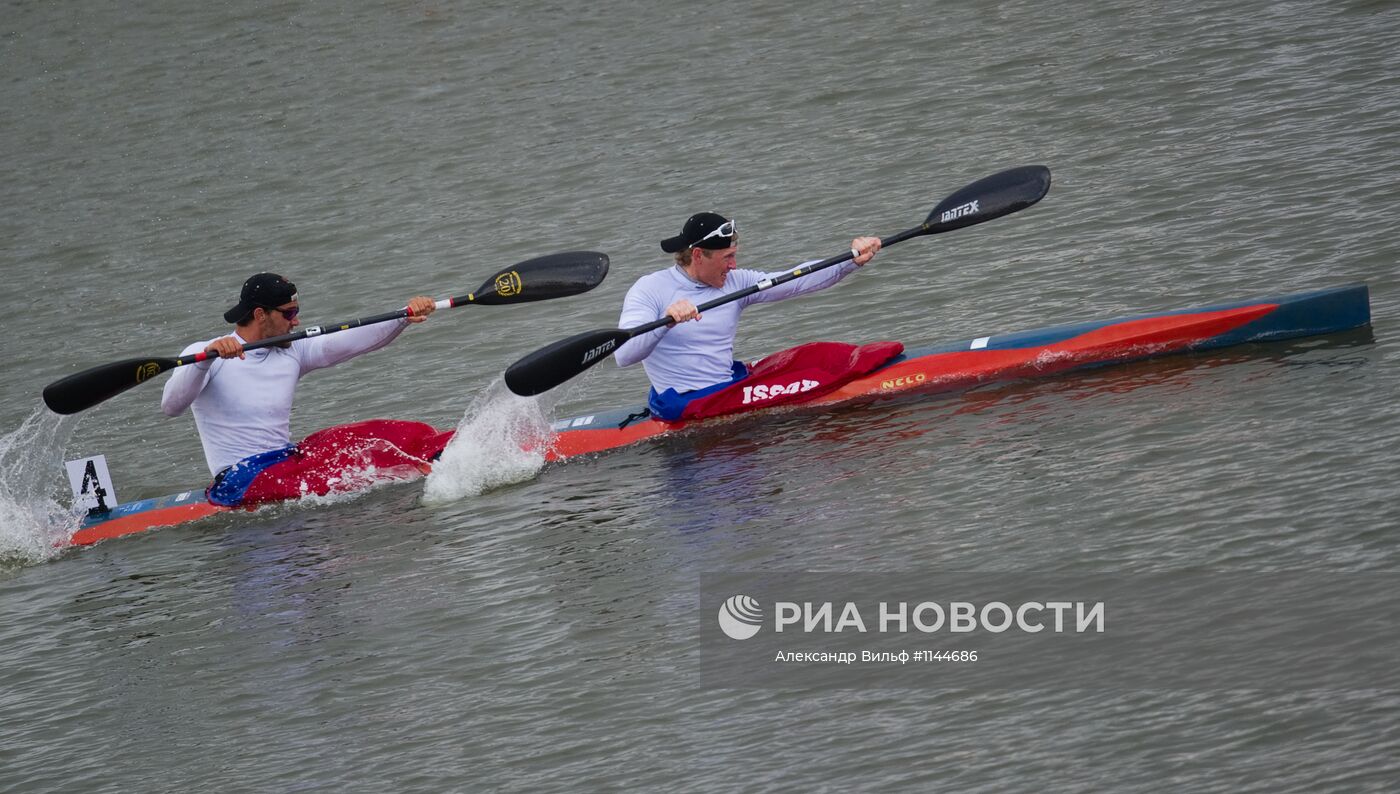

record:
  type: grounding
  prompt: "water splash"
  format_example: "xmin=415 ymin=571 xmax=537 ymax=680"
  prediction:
xmin=421 ymin=381 xmax=554 ymax=504
xmin=0 ymin=409 xmax=83 ymax=565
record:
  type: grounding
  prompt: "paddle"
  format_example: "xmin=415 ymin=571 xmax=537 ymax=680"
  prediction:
xmin=42 ymin=250 xmax=611 ymax=415
xmin=503 ymin=165 xmax=1052 ymax=397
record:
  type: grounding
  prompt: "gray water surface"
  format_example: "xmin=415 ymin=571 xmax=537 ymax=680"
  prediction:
xmin=2 ymin=1 xmax=1398 ymax=791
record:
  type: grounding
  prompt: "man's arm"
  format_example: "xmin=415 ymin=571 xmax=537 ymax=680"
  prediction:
xmin=161 ymin=341 xmax=216 ymax=416
xmin=615 ymin=280 xmax=672 ymax=368
xmin=745 ymin=236 xmax=881 ymax=305
xmin=296 ymin=296 xmax=435 ymax=373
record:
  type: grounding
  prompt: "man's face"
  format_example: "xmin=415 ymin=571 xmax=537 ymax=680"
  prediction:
xmin=258 ymin=301 xmax=300 ymax=346
xmin=689 ymin=244 xmax=738 ymax=289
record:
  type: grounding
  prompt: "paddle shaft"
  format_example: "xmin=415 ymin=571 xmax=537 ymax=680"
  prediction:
xmin=173 ymin=294 xmax=471 ymax=368
xmin=626 ymin=229 xmax=934 ymax=339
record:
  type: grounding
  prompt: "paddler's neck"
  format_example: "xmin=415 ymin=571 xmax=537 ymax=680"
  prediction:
xmin=675 ymin=264 xmax=706 ymax=286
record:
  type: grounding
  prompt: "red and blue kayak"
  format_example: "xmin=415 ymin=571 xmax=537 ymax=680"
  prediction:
xmin=68 ymin=283 xmax=1371 ymax=546
xmin=546 ymin=283 xmax=1371 ymax=457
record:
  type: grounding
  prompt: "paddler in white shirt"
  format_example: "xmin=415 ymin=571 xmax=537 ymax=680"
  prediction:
xmin=614 ymin=212 xmax=881 ymax=421
xmin=161 ymin=272 xmax=437 ymax=476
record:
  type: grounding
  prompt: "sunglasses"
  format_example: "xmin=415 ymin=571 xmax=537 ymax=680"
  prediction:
xmin=261 ymin=304 xmax=299 ymax=321
xmin=692 ymin=219 xmax=737 ymax=248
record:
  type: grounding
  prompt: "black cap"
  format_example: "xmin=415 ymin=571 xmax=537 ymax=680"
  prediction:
xmin=223 ymin=273 xmax=298 ymax=323
xmin=660 ymin=212 xmax=735 ymax=253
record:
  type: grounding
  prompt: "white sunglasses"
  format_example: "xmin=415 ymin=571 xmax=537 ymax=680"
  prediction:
xmin=691 ymin=219 xmax=737 ymax=248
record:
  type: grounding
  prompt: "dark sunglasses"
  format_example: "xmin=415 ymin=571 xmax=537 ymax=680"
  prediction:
xmin=261 ymin=304 xmax=299 ymax=321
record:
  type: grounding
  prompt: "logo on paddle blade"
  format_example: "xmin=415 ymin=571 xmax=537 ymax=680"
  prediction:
xmin=494 ymin=271 xmax=522 ymax=298
xmin=581 ymin=339 xmax=616 ymax=365
xmin=718 ymin=595 xmax=763 ymax=640
xmin=134 ymin=361 xmax=161 ymax=383
xmin=939 ymin=200 xmax=979 ymax=223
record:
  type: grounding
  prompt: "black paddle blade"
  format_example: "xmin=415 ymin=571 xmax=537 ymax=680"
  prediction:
xmin=42 ymin=357 xmax=178 ymax=415
xmin=921 ymin=165 xmax=1052 ymax=235
xmin=468 ymin=251 xmax=610 ymax=305
xmin=504 ymin=328 xmax=632 ymax=396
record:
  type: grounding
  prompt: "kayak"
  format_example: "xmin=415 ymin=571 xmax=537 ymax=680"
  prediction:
xmin=546 ymin=283 xmax=1371 ymax=457
xmin=68 ymin=283 xmax=1371 ymax=546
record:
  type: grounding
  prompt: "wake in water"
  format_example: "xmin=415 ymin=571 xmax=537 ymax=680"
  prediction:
xmin=0 ymin=409 xmax=83 ymax=565
xmin=0 ymin=383 xmax=556 ymax=556
xmin=421 ymin=380 xmax=556 ymax=504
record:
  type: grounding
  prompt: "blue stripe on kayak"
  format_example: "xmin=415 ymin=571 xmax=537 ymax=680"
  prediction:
xmin=905 ymin=283 xmax=1370 ymax=357
xmin=80 ymin=489 xmax=209 ymax=528
xmin=1192 ymin=283 xmax=1370 ymax=350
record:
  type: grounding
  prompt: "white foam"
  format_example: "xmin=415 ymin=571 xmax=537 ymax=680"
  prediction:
xmin=421 ymin=381 xmax=555 ymax=504
xmin=0 ymin=409 xmax=84 ymax=565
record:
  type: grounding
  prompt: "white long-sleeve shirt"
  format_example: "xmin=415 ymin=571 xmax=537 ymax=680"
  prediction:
xmin=615 ymin=260 xmax=859 ymax=393
xmin=161 ymin=320 xmax=411 ymax=474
